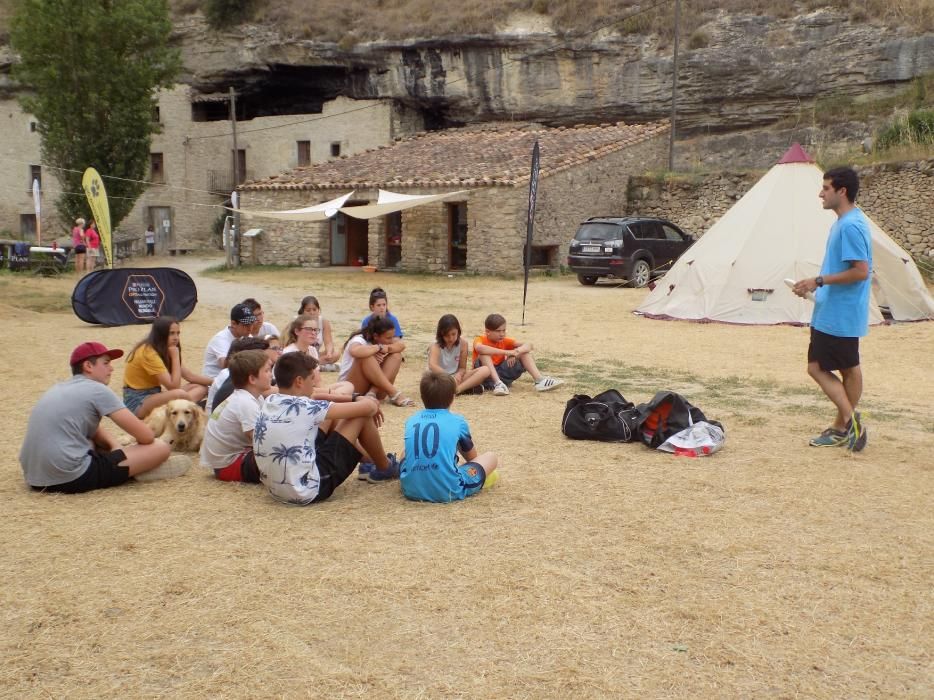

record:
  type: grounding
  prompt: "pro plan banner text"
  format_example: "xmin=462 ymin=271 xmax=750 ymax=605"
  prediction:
xmin=72 ymin=268 xmax=198 ymax=326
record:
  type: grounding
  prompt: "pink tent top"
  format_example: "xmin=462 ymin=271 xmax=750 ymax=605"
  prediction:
xmin=777 ymin=142 xmax=815 ymax=164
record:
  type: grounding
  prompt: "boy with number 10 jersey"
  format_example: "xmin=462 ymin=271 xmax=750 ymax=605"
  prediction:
xmin=400 ymin=372 xmax=499 ymax=503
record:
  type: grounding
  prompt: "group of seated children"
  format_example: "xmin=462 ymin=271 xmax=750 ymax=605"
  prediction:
xmin=22 ymin=286 xmax=562 ymax=506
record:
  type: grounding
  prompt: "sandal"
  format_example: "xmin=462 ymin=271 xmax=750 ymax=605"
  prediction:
xmin=389 ymin=390 xmax=415 ymax=407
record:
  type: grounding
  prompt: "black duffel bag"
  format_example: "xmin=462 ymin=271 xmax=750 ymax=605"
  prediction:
xmin=562 ymin=389 xmax=640 ymax=442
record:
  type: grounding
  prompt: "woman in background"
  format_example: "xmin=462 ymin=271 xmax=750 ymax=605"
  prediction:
xmin=71 ymin=217 xmax=87 ymax=273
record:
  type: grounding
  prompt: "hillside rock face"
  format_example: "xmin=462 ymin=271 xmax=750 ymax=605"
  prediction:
xmin=177 ymin=10 xmax=932 ymax=136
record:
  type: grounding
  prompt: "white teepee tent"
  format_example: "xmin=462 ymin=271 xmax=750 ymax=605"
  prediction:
xmin=636 ymin=144 xmax=934 ymax=325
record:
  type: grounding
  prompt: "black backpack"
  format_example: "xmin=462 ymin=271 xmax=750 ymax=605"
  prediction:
xmin=562 ymin=389 xmax=640 ymax=442
xmin=633 ymin=391 xmax=723 ymax=448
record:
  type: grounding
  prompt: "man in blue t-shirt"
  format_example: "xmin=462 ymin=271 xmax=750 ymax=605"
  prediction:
xmin=400 ymin=372 xmax=500 ymax=503
xmin=793 ymin=167 xmax=872 ymax=452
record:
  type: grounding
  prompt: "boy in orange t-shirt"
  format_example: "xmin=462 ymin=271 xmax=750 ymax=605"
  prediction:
xmin=472 ymin=313 xmax=564 ymax=396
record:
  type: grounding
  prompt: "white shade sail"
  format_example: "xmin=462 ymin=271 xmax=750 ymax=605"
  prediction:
xmin=230 ymin=191 xmax=355 ymax=221
xmin=339 ymin=190 xmax=469 ymax=220
xmin=231 ymin=189 xmax=469 ymax=222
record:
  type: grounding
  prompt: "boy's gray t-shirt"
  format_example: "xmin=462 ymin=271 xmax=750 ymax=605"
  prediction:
xmin=19 ymin=375 xmax=125 ymax=487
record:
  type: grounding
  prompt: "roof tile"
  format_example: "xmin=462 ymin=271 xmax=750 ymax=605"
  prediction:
xmin=242 ymin=120 xmax=669 ymax=191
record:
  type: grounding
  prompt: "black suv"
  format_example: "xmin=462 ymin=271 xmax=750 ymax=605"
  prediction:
xmin=567 ymin=216 xmax=694 ymax=287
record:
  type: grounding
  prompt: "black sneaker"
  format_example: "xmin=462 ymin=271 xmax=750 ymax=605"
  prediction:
xmin=847 ymin=411 xmax=865 ymax=452
xmin=848 ymin=412 xmax=867 ymax=452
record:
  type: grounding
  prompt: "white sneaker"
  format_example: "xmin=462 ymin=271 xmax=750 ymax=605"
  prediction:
xmin=534 ymin=376 xmax=564 ymax=392
xmin=492 ymin=382 xmax=510 ymax=396
xmin=321 ymin=363 xmax=340 ymax=372
xmin=134 ymin=455 xmax=191 ymax=482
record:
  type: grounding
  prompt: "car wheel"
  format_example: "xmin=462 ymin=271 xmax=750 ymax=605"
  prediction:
xmin=629 ymin=259 xmax=651 ymax=288
xmin=577 ymin=274 xmax=598 ymax=286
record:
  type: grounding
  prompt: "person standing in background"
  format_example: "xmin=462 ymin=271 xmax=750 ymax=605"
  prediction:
xmin=145 ymin=224 xmax=156 ymax=256
xmin=71 ymin=217 xmax=87 ymax=273
xmin=85 ymin=220 xmax=101 ymax=268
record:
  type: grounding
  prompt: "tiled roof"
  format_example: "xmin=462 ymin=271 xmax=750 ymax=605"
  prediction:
xmin=242 ymin=120 xmax=669 ymax=191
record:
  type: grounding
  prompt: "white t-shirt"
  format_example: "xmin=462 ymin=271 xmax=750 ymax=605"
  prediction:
xmin=254 ymin=393 xmax=332 ymax=505
xmin=202 ymin=327 xmax=236 ymax=379
xmin=338 ymin=335 xmax=368 ymax=381
xmin=257 ymin=321 xmax=279 ymax=338
xmin=200 ymin=388 xmax=263 ymax=470
xmin=282 ymin=343 xmax=319 ymax=360
xmin=205 ymin=368 xmax=230 ymax=412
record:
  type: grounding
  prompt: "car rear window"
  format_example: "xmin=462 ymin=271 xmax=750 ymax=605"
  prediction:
xmin=574 ymin=223 xmax=622 ymax=242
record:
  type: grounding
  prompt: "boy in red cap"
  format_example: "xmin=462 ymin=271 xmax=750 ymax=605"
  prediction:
xmin=19 ymin=342 xmax=186 ymax=493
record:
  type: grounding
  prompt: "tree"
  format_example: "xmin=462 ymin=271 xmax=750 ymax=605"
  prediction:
xmin=11 ymin=0 xmax=180 ymax=228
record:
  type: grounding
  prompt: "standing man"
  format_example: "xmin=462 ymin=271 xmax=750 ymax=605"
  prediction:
xmin=794 ymin=167 xmax=872 ymax=451
xmin=201 ymin=303 xmax=256 ymax=379
xmin=20 ymin=342 xmax=183 ymax=492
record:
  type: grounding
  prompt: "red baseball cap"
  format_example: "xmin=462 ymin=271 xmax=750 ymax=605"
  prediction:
xmin=69 ymin=341 xmax=124 ymax=365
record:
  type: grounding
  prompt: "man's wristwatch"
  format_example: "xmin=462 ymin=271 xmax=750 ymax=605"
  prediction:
xmin=816 ymin=275 xmax=824 ymax=287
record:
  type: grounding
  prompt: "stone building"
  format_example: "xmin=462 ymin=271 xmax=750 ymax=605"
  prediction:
xmin=239 ymin=121 xmax=670 ymax=274
xmin=0 ymin=86 xmax=421 ymax=250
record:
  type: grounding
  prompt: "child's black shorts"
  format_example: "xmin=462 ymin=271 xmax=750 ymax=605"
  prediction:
xmin=313 ymin=431 xmax=362 ymax=502
xmin=32 ymin=449 xmax=130 ymax=494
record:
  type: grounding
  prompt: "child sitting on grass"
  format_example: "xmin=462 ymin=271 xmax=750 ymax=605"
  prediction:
xmin=200 ymin=349 xmax=272 ymax=483
xmin=339 ymin=316 xmax=413 ymax=407
xmin=400 ymin=371 xmax=500 ymax=503
xmin=254 ymin=353 xmax=400 ymax=504
xmin=472 ymin=313 xmax=564 ymax=396
xmin=428 ymin=314 xmax=491 ymax=395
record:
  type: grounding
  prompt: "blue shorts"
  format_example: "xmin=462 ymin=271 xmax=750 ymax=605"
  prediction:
xmin=123 ymin=386 xmax=161 ymax=415
xmin=475 ymin=358 xmax=525 ymax=386
xmin=458 ymin=461 xmax=487 ymax=497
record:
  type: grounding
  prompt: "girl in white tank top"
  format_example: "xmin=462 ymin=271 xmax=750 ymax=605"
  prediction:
xmin=428 ymin=314 xmax=491 ymax=395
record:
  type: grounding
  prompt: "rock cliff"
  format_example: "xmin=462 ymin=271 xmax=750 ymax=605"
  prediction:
xmin=176 ymin=9 xmax=932 ymax=136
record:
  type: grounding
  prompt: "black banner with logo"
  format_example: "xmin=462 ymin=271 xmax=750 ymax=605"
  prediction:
xmin=72 ymin=267 xmax=198 ymax=326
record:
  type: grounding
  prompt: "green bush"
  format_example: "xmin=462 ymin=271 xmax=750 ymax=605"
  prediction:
xmin=688 ymin=30 xmax=710 ymax=49
xmin=875 ymin=109 xmax=934 ymax=150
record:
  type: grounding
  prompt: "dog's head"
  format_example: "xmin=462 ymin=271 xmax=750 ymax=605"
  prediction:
xmin=165 ymin=399 xmax=200 ymax=434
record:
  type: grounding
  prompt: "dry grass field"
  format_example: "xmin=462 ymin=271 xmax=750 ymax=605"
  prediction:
xmin=1 ymin=257 xmax=931 ymax=698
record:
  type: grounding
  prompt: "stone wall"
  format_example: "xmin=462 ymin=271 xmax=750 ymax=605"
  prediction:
xmin=627 ymin=161 xmax=934 ymax=262
xmin=531 ymin=135 xmax=667 ymax=265
xmin=0 ymin=98 xmax=65 ymax=240
xmin=856 ymin=161 xmax=934 ymax=260
xmin=627 ymin=172 xmax=760 ymax=236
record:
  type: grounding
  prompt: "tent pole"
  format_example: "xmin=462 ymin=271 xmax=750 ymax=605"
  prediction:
xmin=668 ymin=0 xmax=680 ymax=172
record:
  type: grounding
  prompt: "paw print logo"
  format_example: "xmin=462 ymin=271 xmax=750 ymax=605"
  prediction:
xmin=90 ymin=180 xmax=101 ymax=197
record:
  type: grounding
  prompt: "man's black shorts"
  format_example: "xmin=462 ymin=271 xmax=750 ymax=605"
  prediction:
xmin=32 ymin=449 xmax=130 ymax=494
xmin=808 ymin=328 xmax=860 ymax=372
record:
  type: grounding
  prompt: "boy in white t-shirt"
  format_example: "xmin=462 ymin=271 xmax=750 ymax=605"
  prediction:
xmin=200 ymin=350 xmax=272 ymax=483
xmin=254 ymin=352 xmax=400 ymax=505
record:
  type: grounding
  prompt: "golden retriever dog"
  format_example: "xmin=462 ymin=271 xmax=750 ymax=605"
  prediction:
xmin=146 ymin=399 xmax=206 ymax=452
